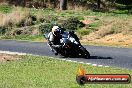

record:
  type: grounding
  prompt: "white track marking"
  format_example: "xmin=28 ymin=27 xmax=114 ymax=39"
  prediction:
xmin=0 ymin=50 xmax=109 ymax=67
xmin=66 ymin=60 xmax=72 ymax=62
xmin=98 ymin=65 xmax=103 ymax=67
xmin=61 ymin=59 xmax=66 ymax=61
xmin=0 ymin=51 xmax=27 ymax=55
xmin=72 ymin=61 xmax=78 ymax=63
xmin=86 ymin=63 xmax=91 ymax=65
xmin=92 ymin=64 xmax=97 ymax=66
xmin=105 ymin=66 xmax=109 ymax=67
xmin=79 ymin=62 xmax=84 ymax=64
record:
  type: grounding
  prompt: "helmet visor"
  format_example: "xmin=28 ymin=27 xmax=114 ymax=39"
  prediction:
xmin=56 ymin=28 xmax=61 ymax=33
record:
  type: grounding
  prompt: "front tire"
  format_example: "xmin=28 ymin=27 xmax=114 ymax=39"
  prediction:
xmin=80 ymin=46 xmax=90 ymax=59
xmin=84 ymin=51 xmax=90 ymax=59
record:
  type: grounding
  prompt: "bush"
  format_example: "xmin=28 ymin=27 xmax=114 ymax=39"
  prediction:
xmin=0 ymin=4 xmax=12 ymax=13
xmin=97 ymin=25 xmax=115 ymax=37
xmin=76 ymin=29 xmax=91 ymax=36
xmin=16 ymin=14 xmax=36 ymax=27
xmin=60 ymin=17 xmax=85 ymax=31
xmin=0 ymin=27 xmax=7 ymax=35
xmin=89 ymin=22 xmax=100 ymax=28
xmin=39 ymin=23 xmax=54 ymax=34
xmin=44 ymin=15 xmax=58 ymax=23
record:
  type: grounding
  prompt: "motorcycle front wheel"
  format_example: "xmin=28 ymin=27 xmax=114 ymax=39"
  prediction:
xmin=79 ymin=46 xmax=90 ymax=59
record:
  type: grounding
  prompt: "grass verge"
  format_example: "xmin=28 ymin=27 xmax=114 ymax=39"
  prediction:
xmin=81 ymin=41 xmax=132 ymax=48
xmin=0 ymin=35 xmax=45 ymax=42
xmin=1 ymin=36 xmax=132 ymax=48
xmin=0 ymin=55 xmax=132 ymax=88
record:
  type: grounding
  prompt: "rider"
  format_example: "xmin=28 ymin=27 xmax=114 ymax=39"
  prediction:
xmin=48 ymin=26 xmax=62 ymax=55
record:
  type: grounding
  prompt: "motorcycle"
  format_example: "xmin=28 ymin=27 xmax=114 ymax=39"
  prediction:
xmin=44 ymin=31 xmax=90 ymax=59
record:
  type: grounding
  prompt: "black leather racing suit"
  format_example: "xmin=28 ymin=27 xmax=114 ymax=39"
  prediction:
xmin=48 ymin=32 xmax=62 ymax=54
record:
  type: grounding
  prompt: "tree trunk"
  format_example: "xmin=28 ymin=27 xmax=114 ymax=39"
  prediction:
xmin=97 ymin=0 xmax=101 ymax=9
xmin=23 ymin=0 xmax=26 ymax=7
xmin=60 ymin=0 xmax=67 ymax=10
xmin=53 ymin=0 xmax=57 ymax=8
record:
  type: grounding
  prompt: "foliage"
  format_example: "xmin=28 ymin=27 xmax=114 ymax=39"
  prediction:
xmin=1 ymin=35 xmax=43 ymax=42
xmin=0 ymin=7 xmax=131 ymax=43
xmin=39 ymin=23 xmax=54 ymax=34
xmin=76 ymin=29 xmax=91 ymax=36
xmin=114 ymin=1 xmax=132 ymax=14
xmin=60 ymin=17 xmax=85 ymax=31
xmin=44 ymin=15 xmax=58 ymax=23
xmin=0 ymin=27 xmax=8 ymax=35
xmin=0 ymin=0 xmax=131 ymax=12
xmin=16 ymin=14 xmax=37 ymax=27
xmin=0 ymin=4 xmax=12 ymax=13
xmin=89 ymin=22 xmax=99 ymax=28
xmin=116 ymin=0 xmax=132 ymax=5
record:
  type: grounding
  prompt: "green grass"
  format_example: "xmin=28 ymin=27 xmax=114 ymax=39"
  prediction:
xmin=0 ymin=55 xmax=132 ymax=88
xmin=0 ymin=4 xmax=13 ymax=13
xmin=0 ymin=35 xmax=45 ymax=42
xmin=76 ymin=29 xmax=91 ymax=36
xmin=29 ymin=8 xmax=131 ymax=19
xmin=81 ymin=41 xmax=132 ymax=48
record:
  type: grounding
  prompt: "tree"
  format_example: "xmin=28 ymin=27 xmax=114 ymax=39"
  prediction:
xmin=60 ymin=0 xmax=67 ymax=10
xmin=49 ymin=0 xmax=57 ymax=8
xmin=97 ymin=0 xmax=101 ymax=9
xmin=116 ymin=0 xmax=132 ymax=13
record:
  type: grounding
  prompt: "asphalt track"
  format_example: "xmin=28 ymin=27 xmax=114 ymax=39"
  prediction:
xmin=0 ymin=40 xmax=132 ymax=69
